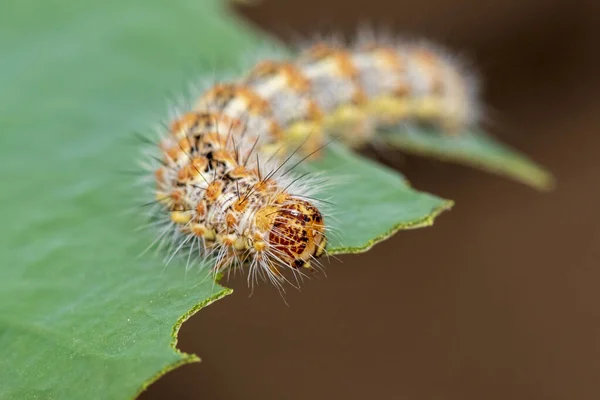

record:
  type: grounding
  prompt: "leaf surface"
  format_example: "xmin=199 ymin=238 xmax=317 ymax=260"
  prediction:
xmin=382 ymin=128 xmax=554 ymax=190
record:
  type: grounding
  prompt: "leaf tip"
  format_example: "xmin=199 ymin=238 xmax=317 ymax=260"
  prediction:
xmin=329 ymin=197 xmax=453 ymax=255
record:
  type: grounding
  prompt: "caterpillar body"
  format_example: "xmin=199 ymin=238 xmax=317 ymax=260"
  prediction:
xmin=147 ymin=37 xmax=478 ymax=288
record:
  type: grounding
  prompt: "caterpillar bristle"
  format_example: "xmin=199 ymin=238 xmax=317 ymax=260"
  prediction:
xmin=142 ymin=32 xmax=480 ymax=289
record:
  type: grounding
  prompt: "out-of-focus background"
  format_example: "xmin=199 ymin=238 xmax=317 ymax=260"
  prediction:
xmin=142 ymin=0 xmax=600 ymax=399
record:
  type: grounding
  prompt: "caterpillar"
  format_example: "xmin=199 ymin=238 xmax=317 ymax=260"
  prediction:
xmin=145 ymin=35 xmax=478 ymax=289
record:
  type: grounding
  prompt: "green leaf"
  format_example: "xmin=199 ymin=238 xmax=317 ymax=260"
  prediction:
xmin=382 ymin=128 xmax=554 ymax=191
xmin=311 ymin=144 xmax=452 ymax=254
xmin=0 ymin=0 xmax=451 ymax=399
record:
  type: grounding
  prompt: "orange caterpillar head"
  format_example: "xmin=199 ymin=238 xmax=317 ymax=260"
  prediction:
xmin=255 ymin=198 xmax=327 ymax=270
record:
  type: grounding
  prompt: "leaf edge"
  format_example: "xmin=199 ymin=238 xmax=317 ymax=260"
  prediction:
xmin=133 ymin=286 xmax=233 ymax=399
xmin=328 ymin=199 xmax=454 ymax=255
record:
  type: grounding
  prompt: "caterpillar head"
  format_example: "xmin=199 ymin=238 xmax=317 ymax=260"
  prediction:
xmin=255 ymin=198 xmax=327 ymax=271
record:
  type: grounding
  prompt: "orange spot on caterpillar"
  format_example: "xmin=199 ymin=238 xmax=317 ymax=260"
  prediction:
xmin=205 ymin=180 xmax=225 ymax=203
xmin=195 ymin=200 xmax=207 ymax=219
xmin=249 ymin=61 xmax=312 ymax=93
xmin=177 ymin=156 xmax=208 ymax=183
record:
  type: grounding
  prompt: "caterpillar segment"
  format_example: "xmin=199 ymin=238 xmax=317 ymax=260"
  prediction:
xmin=156 ymin=109 xmax=327 ymax=283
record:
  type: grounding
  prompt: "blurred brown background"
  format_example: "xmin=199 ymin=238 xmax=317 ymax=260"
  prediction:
xmin=141 ymin=0 xmax=600 ymax=399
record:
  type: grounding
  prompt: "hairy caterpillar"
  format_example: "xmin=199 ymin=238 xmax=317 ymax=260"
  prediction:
xmin=144 ymin=35 xmax=478 ymax=288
